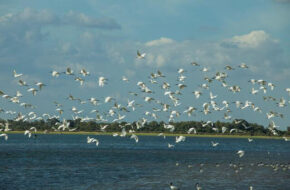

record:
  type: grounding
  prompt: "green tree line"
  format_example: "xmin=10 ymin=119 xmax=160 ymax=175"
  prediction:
xmin=1 ymin=118 xmax=289 ymax=136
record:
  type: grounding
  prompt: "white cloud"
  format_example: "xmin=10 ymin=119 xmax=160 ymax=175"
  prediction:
xmin=125 ymin=69 xmax=136 ymax=77
xmin=145 ymin=37 xmax=174 ymax=47
xmin=274 ymin=0 xmax=290 ymax=3
xmin=0 ymin=8 xmax=121 ymax=30
xmin=226 ymin=30 xmax=275 ymax=48
xmin=145 ymin=53 xmax=155 ymax=66
xmin=156 ymin=55 xmax=166 ymax=67
xmin=64 ymin=11 xmax=121 ymax=29
xmin=130 ymin=30 xmax=289 ymax=81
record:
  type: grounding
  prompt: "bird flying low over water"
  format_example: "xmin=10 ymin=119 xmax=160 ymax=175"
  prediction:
xmin=237 ymin=150 xmax=245 ymax=158
xmin=175 ymin=136 xmax=186 ymax=143
xmin=0 ymin=133 xmax=8 ymax=141
xmin=211 ymin=141 xmax=219 ymax=147
xmin=196 ymin=183 xmax=202 ymax=190
xmin=87 ymin=136 xmax=99 ymax=146
xmin=169 ymin=182 xmax=179 ymax=190
xmin=0 ymin=49 xmax=289 ymax=180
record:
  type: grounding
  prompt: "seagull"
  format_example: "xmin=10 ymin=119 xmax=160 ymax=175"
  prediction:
xmin=178 ymin=68 xmax=185 ymax=74
xmin=268 ymin=83 xmax=275 ymax=91
xmin=130 ymin=134 xmax=139 ymax=143
xmin=0 ymin=133 xmax=8 ymax=141
xmin=75 ymin=77 xmax=84 ymax=85
xmin=237 ymin=150 xmax=245 ymax=158
xmin=196 ymin=183 xmax=202 ymax=190
xmin=211 ymin=141 xmax=219 ymax=147
xmin=27 ymin=88 xmax=38 ymax=96
xmin=286 ymin=88 xmax=290 ymax=95
xmin=239 ymin=63 xmax=248 ymax=69
xmin=98 ymin=77 xmax=107 ymax=87
xmin=175 ymin=136 xmax=186 ymax=143
xmin=104 ymin=96 xmax=114 ymax=103
xmin=112 ymin=114 xmax=126 ymax=122
xmin=65 ymin=67 xmax=74 ymax=75
xmin=35 ymin=82 xmax=46 ymax=90
xmin=168 ymin=143 xmax=175 ymax=148
xmin=251 ymin=88 xmax=259 ymax=95
xmin=169 ymin=182 xmax=179 ymax=190
xmin=13 ymin=70 xmax=23 ymax=78
xmin=202 ymin=103 xmax=210 ymax=115
xmin=18 ymin=80 xmax=28 ymax=86
xmin=137 ymin=50 xmax=146 ymax=59
xmin=157 ymin=70 xmax=165 ymax=77
xmin=16 ymin=91 xmax=22 ymax=97
xmin=144 ymin=96 xmax=154 ymax=103
xmin=122 ymin=76 xmax=129 ymax=82
xmin=230 ymin=128 xmax=237 ymax=133
xmin=177 ymin=83 xmax=187 ymax=89
xmin=184 ymin=107 xmax=197 ymax=116
xmin=222 ymin=127 xmax=227 ymax=133
xmin=191 ymin=62 xmax=200 ymax=66
xmin=51 ymin=71 xmax=60 ymax=77
xmin=87 ymin=136 xmax=99 ymax=146
xmin=229 ymin=85 xmax=241 ymax=93
xmin=248 ymin=138 xmax=253 ymax=142
xmin=225 ymin=65 xmax=234 ymax=70
xmin=4 ymin=122 xmax=11 ymax=132
xmin=178 ymin=75 xmax=186 ymax=82
xmin=277 ymin=97 xmax=286 ymax=107
xmin=202 ymin=120 xmax=213 ymax=127
xmin=209 ymin=92 xmax=217 ymax=100
xmin=24 ymin=130 xmax=32 ymax=138
xmin=80 ymin=69 xmax=90 ymax=76
xmin=193 ymin=91 xmax=202 ymax=99
xmin=201 ymin=67 xmax=209 ymax=72
xmin=187 ymin=127 xmax=197 ymax=134
xmin=164 ymin=124 xmax=175 ymax=132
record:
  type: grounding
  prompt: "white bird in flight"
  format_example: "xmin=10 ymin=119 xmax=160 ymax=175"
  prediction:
xmin=136 ymin=50 xmax=146 ymax=59
xmin=13 ymin=70 xmax=23 ymax=78
xmin=98 ymin=77 xmax=107 ymax=87
xmin=237 ymin=150 xmax=245 ymax=158
xmin=0 ymin=133 xmax=8 ymax=140
xmin=87 ymin=136 xmax=99 ymax=146
xmin=211 ymin=141 xmax=219 ymax=147
xmin=169 ymin=182 xmax=179 ymax=190
xmin=175 ymin=136 xmax=186 ymax=143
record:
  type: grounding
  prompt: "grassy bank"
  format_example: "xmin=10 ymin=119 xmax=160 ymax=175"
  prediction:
xmin=5 ymin=131 xmax=285 ymax=139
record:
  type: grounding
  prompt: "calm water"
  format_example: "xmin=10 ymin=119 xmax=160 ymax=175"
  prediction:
xmin=0 ymin=134 xmax=289 ymax=190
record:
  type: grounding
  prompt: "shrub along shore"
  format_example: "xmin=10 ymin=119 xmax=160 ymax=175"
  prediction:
xmin=1 ymin=118 xmax=289 ymax=138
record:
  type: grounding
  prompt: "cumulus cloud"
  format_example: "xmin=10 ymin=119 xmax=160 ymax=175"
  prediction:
xmin=0 ymin=8 xmax=56 ymax=25
xmin=223 ymin=30 xmax=277 ymax=48
xmin=274 ymin=0 xmax=290 ymax=3
xmin=131 ymin=31 xmax=289 ymax=81
xmin=0 ymin=8 xmax=121 ymax=30
xmin=145 ymin=37 xmax=175 ymax=47
xmin=64 ymin=11 xmax=121 ymax=29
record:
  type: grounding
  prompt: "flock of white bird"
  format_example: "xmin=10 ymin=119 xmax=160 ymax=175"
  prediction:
xmin=0 ymin=50 xmax=289 ymax=141
xmin=0 ymin=50 xmax=289 ymax=189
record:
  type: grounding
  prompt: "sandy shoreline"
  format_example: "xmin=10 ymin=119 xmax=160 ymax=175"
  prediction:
xmin=5 ymin=131 xmax=286 ymax=139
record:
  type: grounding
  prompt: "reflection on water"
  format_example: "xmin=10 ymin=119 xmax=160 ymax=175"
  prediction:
xmin=0 ymin=134 xmax=289 ymax=190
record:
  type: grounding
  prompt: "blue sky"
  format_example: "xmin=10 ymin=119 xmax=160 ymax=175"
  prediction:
xmin=0 ymin=0 xmax=289 ymax=129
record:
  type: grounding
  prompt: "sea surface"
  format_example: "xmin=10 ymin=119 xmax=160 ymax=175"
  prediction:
xmin=0 ymin=134 xmax=289 ymax=190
